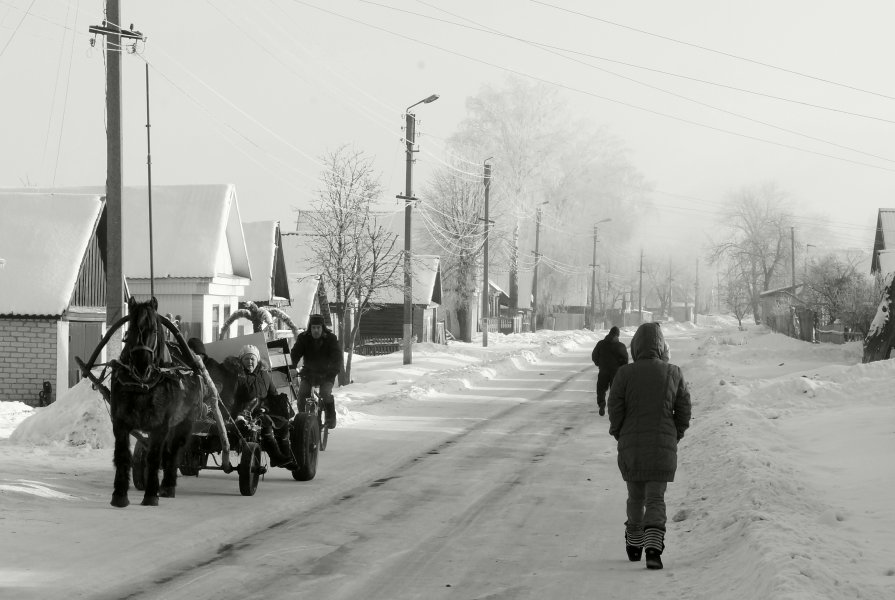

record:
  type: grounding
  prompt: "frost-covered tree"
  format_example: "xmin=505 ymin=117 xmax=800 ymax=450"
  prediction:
xmin=708 ymin=184 xmax=794 ymax=324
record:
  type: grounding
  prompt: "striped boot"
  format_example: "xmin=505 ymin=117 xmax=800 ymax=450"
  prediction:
xmin=643 ymin=527 xmax=665 ymax=570
xmin=625 ymin=527 xmax=644 ymax=562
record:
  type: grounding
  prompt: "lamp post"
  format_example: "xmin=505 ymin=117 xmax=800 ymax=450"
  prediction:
xmin=401 ymin=93 xmax=439 ymax=365
xmin=590 ymin=218 xmax=611 ymax=330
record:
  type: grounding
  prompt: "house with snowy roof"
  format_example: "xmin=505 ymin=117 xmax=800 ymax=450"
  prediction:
xmin=280 ymin=231 xmax=335 ymax=332
xmin=120 ymin=184 xmax=251 ymax=342
xmin=358 ymin=254 xmax=443 ymax=345
xmin=870 ymin=208 xmax=895 ymax=275
xmin=0 ymin=192 xmax=108 ymax=405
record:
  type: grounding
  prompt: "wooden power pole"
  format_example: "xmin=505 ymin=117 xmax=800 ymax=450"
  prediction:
xmin=482 ymin=161 xmax=492 ymax=347
xmin=89 ymin=3 xmax=143 ymax=356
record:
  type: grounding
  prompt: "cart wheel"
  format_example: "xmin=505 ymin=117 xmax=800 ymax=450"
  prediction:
xmin=238 ymin=441 xmax=262 ymax=496
xmin=290 ymin=413 xmax=319 ymax=481
xmin=132 ymin=440 xmax=148 ymax=491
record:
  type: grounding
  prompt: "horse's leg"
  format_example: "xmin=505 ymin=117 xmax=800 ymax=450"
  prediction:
xmin=141 ymin=431 xmax=162 ymax=506
xmin=110 ymin=423 xmax=132 ymax=508
xmin=160 ymin=419 xmax=191 ymax=498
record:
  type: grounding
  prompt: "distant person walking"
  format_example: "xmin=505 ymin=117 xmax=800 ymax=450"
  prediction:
xmin=591 ymin=326 xmax=629 ymax=416
xmin=608 ymin=322 xmax=691 ymax=570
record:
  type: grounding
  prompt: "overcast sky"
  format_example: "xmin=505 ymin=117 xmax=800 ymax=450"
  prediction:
xmin=1 ymin=0 xmax=892 ymax=254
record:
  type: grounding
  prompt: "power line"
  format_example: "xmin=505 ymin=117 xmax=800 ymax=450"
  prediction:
xmin=289 ymin=0 xmax=895 ymax=174
xmin=529 ymin=0 xmax=895 ymax=103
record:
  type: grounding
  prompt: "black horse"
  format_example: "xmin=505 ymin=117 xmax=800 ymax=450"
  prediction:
xmin=109 ymin=297 xmax=206 ymax=507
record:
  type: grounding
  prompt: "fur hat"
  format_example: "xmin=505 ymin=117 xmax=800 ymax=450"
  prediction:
xmin=239 ymin=344 xmax=260 ymax=361
xmin=308 ymin=313 xmax=325 ymax=327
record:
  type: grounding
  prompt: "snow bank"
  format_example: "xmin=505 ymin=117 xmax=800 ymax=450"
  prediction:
xmin=8 ymin=378 xmax=113 ymax=448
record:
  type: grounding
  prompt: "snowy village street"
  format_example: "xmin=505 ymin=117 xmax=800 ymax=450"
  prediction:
xmin=2 ymin=319 xmax=895 ymax=600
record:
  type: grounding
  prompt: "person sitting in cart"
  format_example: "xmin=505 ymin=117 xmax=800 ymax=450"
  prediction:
xmin=234 ymin=344 xmax=295 ymax=467
xmin=290 ymin=313 xmax=344 ymax=429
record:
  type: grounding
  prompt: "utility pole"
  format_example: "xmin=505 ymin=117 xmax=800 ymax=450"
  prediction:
xmin=590 ymin=224 xmax=597 ymax=330
xmin=401 ymin=112 xmax=416 ymax=366
xmin=399 ymin=94 xmax=439 ymax=366
xmin=638 ymin=249 xmax=644 ymax=324
xmin=532 ymin=206 xmax=544 ymax=332
xmin=89 ymin=4 xmax=143 ymax=356
xmin=790 ymin=226 xmax=796 ymax=289
xmin=694 ymin=258 xmax=699 ymax=325
xmin=481 ymin=161 xmax=493 ymax=347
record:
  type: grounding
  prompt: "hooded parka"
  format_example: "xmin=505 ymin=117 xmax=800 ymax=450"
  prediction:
xmin=608 ymin=322 xmax=691 ymax=482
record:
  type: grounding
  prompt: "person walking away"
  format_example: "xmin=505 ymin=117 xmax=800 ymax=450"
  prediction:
xmin=608 ymin=322 xmax=691 ymax=570
xmin=591 ymin=326 xmax=629 ymax=416
xmin=290 ymin=314 xmax=344 ymax=429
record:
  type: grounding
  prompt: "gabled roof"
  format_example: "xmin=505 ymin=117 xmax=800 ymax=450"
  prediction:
xmin=280 ymin=231 xmax=319 ymax=276
xmin=1 ymin=184 xmax=251 ymax=280
xmin=0 ymin=192 xmax=105 ymax=317
xmin=122 ymin=184 xmax=250 ymax=279
xmin=281 ymin=273 xmax=323 ymax=330
xmin=243 ymin=220 xmax=290 ymax=303
xmin=488 ymin=280 xmax=510 ymax=306
xmin=871 ymin=208 xmax=895 ymax=274
xmin=374 ymin=254 xmax=442 ymax=305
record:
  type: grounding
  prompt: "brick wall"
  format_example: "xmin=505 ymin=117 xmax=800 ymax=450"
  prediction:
xmin=0 ymin=318 xmax=57 ymax=406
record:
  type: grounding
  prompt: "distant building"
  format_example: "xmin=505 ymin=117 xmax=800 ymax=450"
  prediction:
xmin=870 ymin=208 xmax=895 ymax=275
xmin=0 ymin=192 xmax=107 ymax=404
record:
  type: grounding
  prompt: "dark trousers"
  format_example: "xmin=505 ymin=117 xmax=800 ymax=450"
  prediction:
xmin=298 ymin=378 xmax=335 ymax=401
xmin=626 ymin=480 xmax=668 ymax=531
xmin=596 ymin=370 xmax=615 ymax=407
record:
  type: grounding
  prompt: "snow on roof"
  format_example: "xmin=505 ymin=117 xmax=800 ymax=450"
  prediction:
xmin=0 ymin=192 xmax=104 ymax=316
xmin=2 ymin=184 xmax=251 ymax=280
xmin=121 ymin=184 xmax=250 ymax=279
xmin=281 ymin=273 xmax=320 ymax=329
xmin=280 ymin=231 xmax=318 ymax=275
xmin=242 ymin=221 xmax=278 ymax=301
xmin=375 ymin=255 xmax=441 ymax=305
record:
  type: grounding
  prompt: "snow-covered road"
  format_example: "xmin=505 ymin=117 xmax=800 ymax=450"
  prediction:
xmin=3 ymin=319 xmax=894 ymax=600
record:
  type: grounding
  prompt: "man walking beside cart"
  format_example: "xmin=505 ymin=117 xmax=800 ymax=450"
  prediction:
xmin=290 ymin=314 xmax=344 ymax=429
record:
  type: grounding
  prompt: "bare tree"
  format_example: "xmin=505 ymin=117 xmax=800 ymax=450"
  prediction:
xmin=417 ymin=166 xmax=491 ymax=341
xmin=446 ymin=76 xmax=651 ymax=314
xmin=708 ymin=184 xmax=794 ymax=324
xmin=303 ymin=146 xmax=401 ymax=384
xmin=723 ymin=267 xmax=752 ymax=328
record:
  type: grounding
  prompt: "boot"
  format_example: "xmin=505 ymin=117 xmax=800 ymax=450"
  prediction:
xmin=323 ymin=396 xmax=337 ymax=429
xmin=625 ymin=528 xmax=644 ymax=562
xmin=260 ymin=430 xmax=289 ymax=467
xmin=643 ymin=527 xmax=665 ymax=570
xmin=276 ymin=435 xmax=295 ymax=469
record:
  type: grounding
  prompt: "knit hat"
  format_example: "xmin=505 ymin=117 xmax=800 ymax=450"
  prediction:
xmin=308 ymin=313 xmax=325 ymax=327
xmin=239 ymin=344 xmax=260 ymax=361
xmin=609 ymin=326 xmax=620 ymax=338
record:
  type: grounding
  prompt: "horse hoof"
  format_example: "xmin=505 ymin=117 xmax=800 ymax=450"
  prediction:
xmin=159 ymin=486 xmax=175 ymax=498
xmin=110 ymin=495 xmax=130 ymax=508
xmin=141 ymin=496 xmax=159 ymax=506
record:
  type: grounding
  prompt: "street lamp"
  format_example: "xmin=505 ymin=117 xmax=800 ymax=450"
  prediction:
xmin=590 ymin=218 xmax=611 ymax=330
xmin=402 ymin=93 xmax=439 ymax=365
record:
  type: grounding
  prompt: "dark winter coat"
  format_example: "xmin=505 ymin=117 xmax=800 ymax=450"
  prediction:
xmin=591 ymin=333 xmax=629 ymax=375
xmin=608 ymin=322 xmax=691 ymax=482
xmin=228 ymin=360 xmax=280 ymax=414
xmin=290 ymin=328 xmax=344 ymax=381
